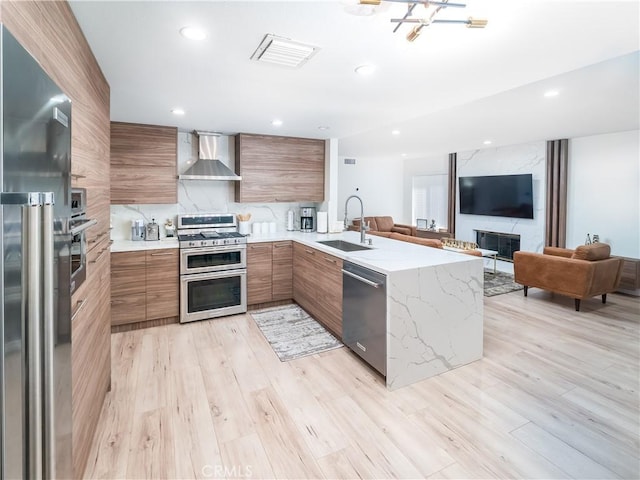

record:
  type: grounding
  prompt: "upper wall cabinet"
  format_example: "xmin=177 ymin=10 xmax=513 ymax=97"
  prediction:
xmin=110 ymin=122 xmax=178 ymax=204
xmin=235 ymin=133 xmax=325 ymax=203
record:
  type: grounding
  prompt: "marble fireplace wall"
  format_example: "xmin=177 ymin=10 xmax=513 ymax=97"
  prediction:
xmin=111 ymin=132 xmax=315 ymax=240
xmin=455 ymin=141 xmax=547 ymax=273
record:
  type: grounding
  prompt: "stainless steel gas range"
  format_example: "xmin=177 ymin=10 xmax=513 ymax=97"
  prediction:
xmin=177 ymin=213 xmax=247 ymax=323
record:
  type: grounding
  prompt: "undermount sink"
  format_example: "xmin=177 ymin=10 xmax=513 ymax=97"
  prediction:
xmin=317 ymin=239 xmax=372 ymax=252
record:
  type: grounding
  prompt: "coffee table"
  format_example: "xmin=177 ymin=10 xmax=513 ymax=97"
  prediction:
xmin=443 ymin=246 xmax=499 ymax=274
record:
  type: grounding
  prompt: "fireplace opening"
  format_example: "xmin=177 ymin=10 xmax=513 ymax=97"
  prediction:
xmin=475 ymin=230 xmax=521 ymax=262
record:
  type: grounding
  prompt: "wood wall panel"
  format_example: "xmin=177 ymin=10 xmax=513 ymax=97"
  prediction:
xmin=1 ymin=2 xmax=112 ymax=477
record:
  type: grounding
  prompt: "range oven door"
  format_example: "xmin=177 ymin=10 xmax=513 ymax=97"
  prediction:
xmin=180 ymin=245 xmax=246 ymax=275
xmin=180 ymin=270 xmax=247 ymax=323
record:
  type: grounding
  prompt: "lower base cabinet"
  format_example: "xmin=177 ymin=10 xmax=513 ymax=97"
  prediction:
xmin=247 ymin=241 xmax=293 ymax=305
xmin=293 ymin=243 xmax=343 ymax=338
xmin=111 ymin=249 xmax=179 ymax=328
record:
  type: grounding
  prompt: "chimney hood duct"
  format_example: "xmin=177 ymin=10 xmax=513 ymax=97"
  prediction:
xmin=179 ymin=131 xmax=242 ymax=181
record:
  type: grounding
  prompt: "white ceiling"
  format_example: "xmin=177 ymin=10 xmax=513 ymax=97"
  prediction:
xmin=69 ymin=0 xmax=639 ymax=159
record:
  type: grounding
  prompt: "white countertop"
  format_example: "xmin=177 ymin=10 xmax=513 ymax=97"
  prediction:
xmin=111 ymin=230 xmax=479 ymax=274
xmin=111 ymin=238 xmax=179 ymax=253
xmin=248 ymin=230 xmax=479 ymax=275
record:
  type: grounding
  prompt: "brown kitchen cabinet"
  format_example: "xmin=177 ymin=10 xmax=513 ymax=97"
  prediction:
xmin=247 ymin=241 xmax=294 ymax=305
xmin=111 ymin=248 xmax=179 ymax=329
xmin=293 ymin=243 xmax=343 ymax=338
xmin=235 ymin=133 xmax=325 ymax=203
xmin=272 ymin=241 xmax=293 ymax=300
xmin=247 ymin=243 xmax=273 ymax=305
xmin=146 ymin=249 xmax=181 ymax=320
xmin=110 ymin=121 xmax=178 ymax=204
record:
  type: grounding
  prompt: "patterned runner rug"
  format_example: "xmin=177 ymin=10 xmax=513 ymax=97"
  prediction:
xmin=484 ymin=270 xmax=524 ymax=297
xmin=250 ymin=304 xmax=343 ymax=362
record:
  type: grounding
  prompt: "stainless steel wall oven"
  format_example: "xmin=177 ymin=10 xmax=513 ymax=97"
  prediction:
xmin=178 ymin=213 xmax=247 ymax=323
xmin=69 ymin=188 xmax=96 ymax=293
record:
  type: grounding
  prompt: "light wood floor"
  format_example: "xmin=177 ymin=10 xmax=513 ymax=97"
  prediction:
xmin=84 ymin=290 xmax=640 ymax=479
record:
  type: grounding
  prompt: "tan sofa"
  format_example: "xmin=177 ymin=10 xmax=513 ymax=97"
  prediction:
xmin=513 ymin=243 xmax=623 ymax=311
xmin=370 ymin=231 xmax=482 ymax=256
xmin=351 ymin=216 xmax=414 ymax=236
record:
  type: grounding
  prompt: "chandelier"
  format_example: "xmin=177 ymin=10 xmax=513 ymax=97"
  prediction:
xmin=355 ymin=0 xmax=488 ymax=42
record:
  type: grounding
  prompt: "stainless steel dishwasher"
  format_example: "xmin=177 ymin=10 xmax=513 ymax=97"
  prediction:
xmin=342 ymin=261 xmax=387 ymax=376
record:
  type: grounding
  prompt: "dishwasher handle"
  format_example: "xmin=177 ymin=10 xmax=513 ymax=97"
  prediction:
xmin=342 ymin=269 xmax=382 ymax=288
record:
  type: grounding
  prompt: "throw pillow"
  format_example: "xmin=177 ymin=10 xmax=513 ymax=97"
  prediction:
xmin=572 ymin=243 xmax=611 ymax=261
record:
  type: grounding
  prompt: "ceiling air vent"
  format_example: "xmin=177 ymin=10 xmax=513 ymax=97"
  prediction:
xmin=250 ymin=34 xmax=319 ymax=68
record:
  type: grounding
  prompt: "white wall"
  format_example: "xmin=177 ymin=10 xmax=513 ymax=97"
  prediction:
xmin=567 ymin=130 xmax=640 ymax=257
xmin=338 ymin=155 xmax=404 ymax=224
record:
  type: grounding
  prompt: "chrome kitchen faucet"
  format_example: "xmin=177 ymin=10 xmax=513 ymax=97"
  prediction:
xmin=344 ymin=194 xmax=368 ymax=244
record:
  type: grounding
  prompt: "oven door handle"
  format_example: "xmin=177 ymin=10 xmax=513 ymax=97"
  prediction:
xmin=70 ymin=218 xmax=98 ymax=235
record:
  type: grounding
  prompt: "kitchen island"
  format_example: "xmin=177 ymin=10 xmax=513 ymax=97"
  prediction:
xmin=248 ymin=230 xmax=483 ymax=390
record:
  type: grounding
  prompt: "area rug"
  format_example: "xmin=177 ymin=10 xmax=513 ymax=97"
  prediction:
xmin=484 ymin=270 xmax=524 ymax=297
xmin=250 ymin=305 xmax=343 ymax=362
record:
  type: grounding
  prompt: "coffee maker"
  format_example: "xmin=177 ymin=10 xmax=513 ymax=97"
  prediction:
xmin=300 ymin=207 xmax=316 ymax=232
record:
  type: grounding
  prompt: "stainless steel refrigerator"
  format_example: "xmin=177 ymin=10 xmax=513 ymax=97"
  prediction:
xmin=1 ymin=26 xmax=73 ymax=478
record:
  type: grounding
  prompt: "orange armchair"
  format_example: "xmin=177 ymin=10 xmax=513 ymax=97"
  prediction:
xmin=514 ymin=243 xmax=623 ymax=311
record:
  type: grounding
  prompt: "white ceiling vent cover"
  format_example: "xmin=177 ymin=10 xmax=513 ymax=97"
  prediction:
xmin=250 ymin=34 xmax=319 ymax=68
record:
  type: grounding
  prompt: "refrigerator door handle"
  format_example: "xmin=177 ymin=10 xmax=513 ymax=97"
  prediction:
xmin=42 ymin=195 xmax=56 ymax=479
xmin=3 ymin=192 xmax=55 ymax=479
xmin=24 ymin=199 xmax=44 ymax=480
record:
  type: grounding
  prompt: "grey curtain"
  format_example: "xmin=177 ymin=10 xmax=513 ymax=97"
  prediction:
xmin=545 ymin=139 xmax=568 ymax=247
xmin=448 ymin=153 xmax=457 ymax=237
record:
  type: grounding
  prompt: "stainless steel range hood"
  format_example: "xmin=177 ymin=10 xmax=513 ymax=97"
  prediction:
xmin=179 ymin=131 xmax=241 ymax=181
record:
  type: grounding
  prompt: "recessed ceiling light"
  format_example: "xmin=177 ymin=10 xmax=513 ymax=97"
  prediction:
xmin=544 ymin=90 xmax=559 ymax=98
xmin=483 ymin=140 xmax=492 ymax=145
xmin=392 ymin=129 xmax=400 ymax=135
xmin=318 ymin=126 xmax=330 ymax=131
xmin=271 ymin=119 xmax=283 ymax=127
xmin=401 ymin=153 xmax=408 ymax=157
xmin=355 ymin=64 xmax=376 ymax=76
xmin=180 ymin=26 xmax=206 ymax=41
xmin=171 ymin=108 xmax=185 ymax=115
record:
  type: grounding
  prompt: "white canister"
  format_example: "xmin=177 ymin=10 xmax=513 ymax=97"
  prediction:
xmin=238 ymin=221 xmax=250 ymax=235
xmin=269 ymin=222 xmax=276 ymax=233
xmin=252 ymin=222 xmax=262 ymax=235
xmin=286 ymin=209 xmax=295 ymax=231
xmin=317 ymin=211 xmax=328 ymax=233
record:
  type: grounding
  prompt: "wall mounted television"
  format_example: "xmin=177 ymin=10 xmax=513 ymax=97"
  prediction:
xmin=459 ymin=174 xmax=534 ymax=219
